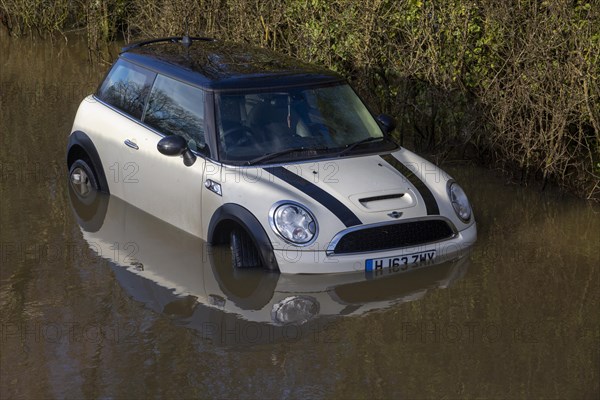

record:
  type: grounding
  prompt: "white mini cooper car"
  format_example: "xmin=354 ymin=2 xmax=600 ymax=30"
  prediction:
xmin=67 ymin=36 xmax=476 ymax=274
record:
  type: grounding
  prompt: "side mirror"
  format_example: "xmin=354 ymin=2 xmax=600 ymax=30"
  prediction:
xmin=376 ymin=114 xmax=397 ymax=134
xmin=157 ymin=135 xmax=196 ymax=167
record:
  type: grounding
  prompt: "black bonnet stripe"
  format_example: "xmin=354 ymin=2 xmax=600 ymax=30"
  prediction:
xmin=264 ymin=166 xmax=362 ymax=227
xmin=380 ymin=154 xmax=440 ymax=215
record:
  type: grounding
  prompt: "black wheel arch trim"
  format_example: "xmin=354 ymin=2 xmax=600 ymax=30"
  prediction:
xmin=66 ymin=130 xmax=110 ymax=194
xmin=208 ymin=203 xmax=279 ymax=272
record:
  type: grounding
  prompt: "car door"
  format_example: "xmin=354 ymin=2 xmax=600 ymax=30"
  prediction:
xmin=121 ymin=74 xmax=208 ymax=237
xmin=92 ymin=58 xmax=157 ymax=200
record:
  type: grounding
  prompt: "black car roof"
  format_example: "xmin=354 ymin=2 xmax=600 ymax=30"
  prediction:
xmin=119 ymin=37 xmax=344 ymax=91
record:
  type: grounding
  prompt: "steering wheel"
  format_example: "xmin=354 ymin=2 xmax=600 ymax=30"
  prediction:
xmin=307 ymin=123 xmax=338 ymax=147
xmin=223 ymin=125 xmax=256 ymax=151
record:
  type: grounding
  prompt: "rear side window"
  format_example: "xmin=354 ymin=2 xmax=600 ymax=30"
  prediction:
xmin=97 ymin=59 xmax=156 ymax=119
xmin=143 ymin=75 xmax=206 ymax=153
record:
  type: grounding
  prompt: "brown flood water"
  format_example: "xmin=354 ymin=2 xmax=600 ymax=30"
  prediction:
xmin=1 ymin=29 xmax=599 ymax=399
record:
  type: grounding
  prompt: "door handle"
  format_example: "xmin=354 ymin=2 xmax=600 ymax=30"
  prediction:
xmin=124 ymin=139 xmax=139 ymax=150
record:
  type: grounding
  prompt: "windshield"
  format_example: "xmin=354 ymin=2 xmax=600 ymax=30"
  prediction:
xmin=216 ymin=83 xmax=395 ymax=164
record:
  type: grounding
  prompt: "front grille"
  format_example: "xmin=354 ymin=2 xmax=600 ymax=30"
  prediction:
xmin=331 ymin=220 xmax=455 ymax=254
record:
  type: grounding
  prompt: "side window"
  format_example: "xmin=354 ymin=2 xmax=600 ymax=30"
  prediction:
xmin=97 ymin=59 xmax=155 ymax=120
xmin=143 ymin=75 xmax=206 ymax=153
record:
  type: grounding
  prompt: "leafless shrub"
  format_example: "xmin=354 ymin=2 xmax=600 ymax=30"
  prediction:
xmin=1 ymin=0 xmax=598 ymax=199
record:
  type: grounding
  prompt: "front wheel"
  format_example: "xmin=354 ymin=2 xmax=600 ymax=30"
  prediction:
xmin=230 ymin=229 xmax=261 ymax=269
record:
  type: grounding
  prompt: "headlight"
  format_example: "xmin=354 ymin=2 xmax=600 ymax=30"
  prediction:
xmin=271 ymin=296 xmax=320 ymax=325
xmin=447 ymin=181 xmax=472 ymax=222
xmin=269 ymin=201 xmax=318 ymax=245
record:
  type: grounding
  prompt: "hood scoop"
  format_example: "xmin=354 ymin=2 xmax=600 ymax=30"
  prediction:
xmin=350 ymin=190 xmax=416 ymax=212
xmin=359 ymin=193 xmax=405 ymax=205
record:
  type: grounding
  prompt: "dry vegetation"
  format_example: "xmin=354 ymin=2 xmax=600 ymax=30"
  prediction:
xmin=1 ymin=0 xmax=598 ymax=199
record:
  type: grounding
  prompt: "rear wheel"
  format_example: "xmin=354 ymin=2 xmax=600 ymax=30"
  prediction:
xmin=68 ymin=158 xmax=108 ymax=231
xmin=69 ymin=159 xmax=99 ymax=197
xmin=230 ymin=228 xmax=261 ymax=269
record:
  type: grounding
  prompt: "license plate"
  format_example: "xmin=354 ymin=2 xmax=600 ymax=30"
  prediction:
xmin=365 ymin=250 xmax=436 ymax=272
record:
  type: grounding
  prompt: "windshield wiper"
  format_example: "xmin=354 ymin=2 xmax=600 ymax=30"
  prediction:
xmin=337 ymin=136 xmax=384 ymax=156
xmin=246 ymin=136 xmax=385 ymax=165
xmin=247 ymin=146 xmax=329 ymax=165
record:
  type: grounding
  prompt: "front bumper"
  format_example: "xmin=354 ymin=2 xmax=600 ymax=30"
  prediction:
xmin=273 ymin=222 xmax=477 ymax=274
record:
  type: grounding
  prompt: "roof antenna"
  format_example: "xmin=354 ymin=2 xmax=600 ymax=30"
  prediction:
xmin=182 ymin=18 xmax=191 ymax=48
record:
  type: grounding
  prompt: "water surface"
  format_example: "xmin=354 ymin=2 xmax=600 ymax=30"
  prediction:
xmin=1 ymin=29 xmax=598 ymax=399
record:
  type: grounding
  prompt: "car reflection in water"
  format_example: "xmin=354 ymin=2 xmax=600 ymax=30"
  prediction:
xmin=68 ymin=181 xmax=471 ymax=348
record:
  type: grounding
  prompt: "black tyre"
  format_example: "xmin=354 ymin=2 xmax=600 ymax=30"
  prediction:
xmin=230 ymin=228 xmax=261 ymax=268
xmin=210 ymin=244 xmax=279 ymax=310
xmin=68 ymin=159 xmax=108 ymax=232
xmin=69 ymin=159 xmax=99 ymax=199
xmin=67 ymin=180 xmax=109 ymax=233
